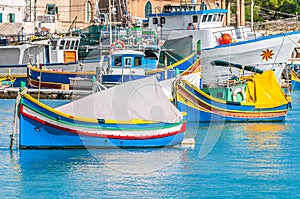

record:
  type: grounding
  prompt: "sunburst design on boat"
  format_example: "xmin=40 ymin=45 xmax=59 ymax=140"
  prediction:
xmin=261 ymin=48 xmax=274 ymax=61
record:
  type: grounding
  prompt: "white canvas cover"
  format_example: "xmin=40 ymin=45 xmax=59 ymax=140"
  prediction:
xmin=56 ymin=76 xmax=182 ymax=123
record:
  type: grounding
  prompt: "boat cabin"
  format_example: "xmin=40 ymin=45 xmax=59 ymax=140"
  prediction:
xmin=147 ymin=3 xmax=257 ymax=49
xmin=148 ymin=3 xmax=227 ymax=31
xmin=111 ymin=48 xmax=158 ymax=70
xmin=0 ymin=36 xmax=80 ymax=67
xmin=47 ymin=36 xmax=80 ymax=64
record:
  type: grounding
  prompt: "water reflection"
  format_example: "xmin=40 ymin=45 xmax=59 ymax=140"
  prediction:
xmin=241 ymin=123 xmax=289 ymax=177
xmin=90 ymin=147 xmax=187 ymax=174
xmin=243 ymin=123 xmax=288 ymax=150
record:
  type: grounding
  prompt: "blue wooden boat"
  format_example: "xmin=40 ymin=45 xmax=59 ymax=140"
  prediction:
xmin=175 ymin=69 xmax=291 ymax=122
xmin=100 ymin=35 xmax=199 ymax=85
xmin=0 ymin=75 xmax=16 ymax=88
xmin=27 ymin=37 xmax=200 ymax=89
xmin=18 ymin=77 xmax=186 ymax=149
xmin=0 ymin=35 xmax=98 ymax=87
xmin=290 ymin=69 xmax=300 ymax=90
xmin=27 ymin=65 xmax=96 ymax=89
xmin=101 ymin=50 xmax=200 ymax=85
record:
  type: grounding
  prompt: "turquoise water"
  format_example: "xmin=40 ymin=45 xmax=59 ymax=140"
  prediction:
xmin=1 ymin=93 xmax=300 ymax=198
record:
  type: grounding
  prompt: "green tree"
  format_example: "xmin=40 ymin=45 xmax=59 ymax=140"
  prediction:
xmin=244 ymin=0 xmax=299 ymax=21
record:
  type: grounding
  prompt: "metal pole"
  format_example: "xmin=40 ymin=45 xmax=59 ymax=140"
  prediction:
xmin=251 ymin=0 xmax=254 ymax=31
xmin=109 ymin=0 xmax=112 ymax=46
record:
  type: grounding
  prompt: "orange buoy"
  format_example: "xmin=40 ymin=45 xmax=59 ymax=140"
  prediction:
xmin=220 ymin=33 xmax=232 ymax=45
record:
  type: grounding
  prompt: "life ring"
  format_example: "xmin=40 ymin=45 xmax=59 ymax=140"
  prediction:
xmin=110 ymin=40 xmax=125 ymax=53
xmin=232 ymin=87 xmax=246 ymax=103
xmin=187 ymin=23 xmax=196 ymax=30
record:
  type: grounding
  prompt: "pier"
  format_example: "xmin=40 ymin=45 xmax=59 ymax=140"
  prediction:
xmin=0 ymin=87 xmax=93 ymax=100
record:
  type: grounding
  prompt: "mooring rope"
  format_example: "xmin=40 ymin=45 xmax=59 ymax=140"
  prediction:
xmin=10 ymin=88 xmax=27 ymax=150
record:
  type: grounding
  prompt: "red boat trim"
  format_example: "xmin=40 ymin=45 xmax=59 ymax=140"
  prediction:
xmin=20 ymin=105 xmax=186 ymax=140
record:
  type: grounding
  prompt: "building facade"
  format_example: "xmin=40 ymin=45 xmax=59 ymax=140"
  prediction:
xmin=0 ymin=0 xmax=245 ymax=34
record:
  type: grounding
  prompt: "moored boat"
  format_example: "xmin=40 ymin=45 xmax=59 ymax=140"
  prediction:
xmin=174 ymin=69 xmax=291 ymax=122
xmin=146 ymin=3 xmax=300 ymax=84
xmin=17 ymin=76 xmax=186 ymax=149
xmin=27 ymin=65 xmax=96 ymax=89
xmin=100 ymin=35 xmax=200 ymax=85
xmin=0 ymin=75 xmax=16 ymax=89
xmin=290 ymin=68 xmax=300 ymax=90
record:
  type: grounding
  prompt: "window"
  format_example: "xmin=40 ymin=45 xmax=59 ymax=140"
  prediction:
xmin=65 ymin=40 xmax=71 ymax=49
xmin=51 ymin=40 xmax=57 ymax=50
xmin=160 ymin=17 xmax=165 ymax=24
xmin=202 ymin=15 xmax=207 ymax=22
xmin=145 ymin=1 xmax=152 ymax=18
xmin=213 ymin=14 xmax=217 ymax=22
xmin=70 ymin=41 xmax=75 ymax=50
xmin=153 ymin=18 xmax=158 ymax=24
xmin=59 ymin=40 xmax=65 ymax=50
xmin=86 ymin=1 xmax=92 ymax=22
xmin=134 ymin=57 xmax=142 ymax=67
xmin=125 ymin=57 xmax=132 ymax=66
xmin=207 ymin=15 xmax=213 ymax=22
xmin=75 ymin=40 xmax=79 ymax=50
xmin=46 ymin=4 xmax=57 ymax=15
xmin=114 ymin=56 xmax=122 ymax=66
xmin=8 ymin=13 xmax=15 ymax=22
xmin=216 ymin=92 xmax=223 ymax=98
xmin=192 ymin=16 xmax=198 ymax=23
xmin=0 ymin=13 xmax=2 ymax=23
xmin=219 ymin=14 xmax=224 ymax=22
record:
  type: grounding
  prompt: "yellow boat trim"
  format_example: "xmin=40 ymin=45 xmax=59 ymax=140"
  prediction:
xmin=29 ymin=78 xmax=68 ymax=86
xmin=146 ymin=53 xmax=195 ymax=75
xmin=177 ymin=83 xmax=286 ymax=114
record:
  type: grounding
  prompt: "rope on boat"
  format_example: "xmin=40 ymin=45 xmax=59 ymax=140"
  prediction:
xmin=10 ymin=88 xmax=27 ymax=150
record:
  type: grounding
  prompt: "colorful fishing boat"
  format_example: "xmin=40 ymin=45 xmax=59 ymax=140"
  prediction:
xmin=175 ymin=69 xmax=291 ymax=122
xmin=28 ymin=36 xmax=200 ymax=89
xmin=17 ymin=76 xmax=186 ymax=149
xmin=27 ymin=65 xmax=96 ymax=89
xmin=0 ymin=35 xmax=97 ymax=87
xmin=0 ymin=75 xmax=16 ymax=89
xmin=101 ymin=35 xmax=200 ymax=85
xmin=290 ymin=68 xmax=300 ymax=90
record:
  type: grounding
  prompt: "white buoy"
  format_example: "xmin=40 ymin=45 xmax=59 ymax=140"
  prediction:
xmin=181 ymin=138 xmax=195 ymax=148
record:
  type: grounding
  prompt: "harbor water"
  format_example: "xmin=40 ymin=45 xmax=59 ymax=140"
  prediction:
xmin=0 ymin=92 xmax=300 ymax=198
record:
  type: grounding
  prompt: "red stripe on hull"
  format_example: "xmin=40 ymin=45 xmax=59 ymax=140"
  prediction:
xmin=20 ymin=105 xmax=186 ymax=140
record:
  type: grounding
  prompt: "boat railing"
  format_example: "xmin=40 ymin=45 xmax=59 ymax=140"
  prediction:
xmin=212 ymin=27 xmax=259 ymax=43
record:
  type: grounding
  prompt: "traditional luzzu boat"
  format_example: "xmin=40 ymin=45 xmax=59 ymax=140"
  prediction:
xmin=174 ymin=66 xmax=291 ymax=122
xmin=101 ymin=49 xmax=200 ymax=85
xmin=290 ymin=68 xmax=300 ymax=90
xmin=27 ymin=65 xmax=96 ymax=89
xmin=0 ymin=35 xmax=98 ymax=87
xmin=0 ymin=75 xmax=16 ymax=89
xmin=28 ymin=36 xmax=200 ymax=89
xmin=289 ymin=45 xmax=300 ymax=90
xmin=146 ymin=3 xmax=300 ymax=85
xmin=17 ymin=76 xmax=186 ymax=149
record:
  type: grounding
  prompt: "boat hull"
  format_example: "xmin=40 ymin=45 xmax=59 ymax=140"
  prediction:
xmin=27 ymin=66 xmax=96 ymax=89
xmin=102 ymin=53 xmax=200 ymax=84
xmin=201 ymin=31 xmax=300 ymax=84
xmin=176 ymin=81 xmax=289 ymax=122
xmin=19 ymin=95 xmax=186 ymax=149
xmin=291 ymin=70 xmax=300 ymax=90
